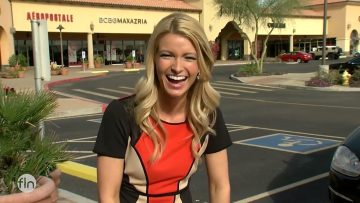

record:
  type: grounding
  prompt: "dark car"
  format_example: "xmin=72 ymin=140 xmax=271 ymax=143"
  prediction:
xmin=279 ymin=51 xmax=312 ymax=63
xmin=329 ymin=56 xmax=360 ymax=74
xmin=329 ymin=126 xmax=360 ymax=203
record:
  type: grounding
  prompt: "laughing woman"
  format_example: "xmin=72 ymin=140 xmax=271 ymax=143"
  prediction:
xmin=93 ymin=12 xmax=232 ymax=203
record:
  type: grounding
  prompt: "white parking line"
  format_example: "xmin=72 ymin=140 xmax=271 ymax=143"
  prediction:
xmin=73 ymin=89 xmax=118 ymax=99
xmin=52 ymin=90 xmax=102 ymax=103
xmin=64 ymin=150 xmax=94 ymax=153
xmin=97 ymin=87 xmax=132 ymax=95
xmin=213 ymin=85 xmax=256 ymax=93
xmin=74 ymin=154 xmax=97 ymax=160
xmin=54 ymin=136 xmax=97 ymax=144
xmin=215 ymin=80 xmax=285 ymax=89
xmin=212 ymin=82 xmax=273 ymax=91
xmin=118 ymin=86 xmax=134 ymax=90
xmin=233 ymin=173 xmax=329 ymax=203
xmin=227 ymin=123 xmax=345 ymax=140
xmin=66 ymin=140 xmax=95 ymax=143
xmin=219 ymin=91 xmax=240 ymax=96
xmin=222 ymin=96 xmax=360 ymax=110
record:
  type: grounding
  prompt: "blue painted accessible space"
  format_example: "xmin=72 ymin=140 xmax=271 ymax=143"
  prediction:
xmin=237 ymin=133 xmax=341 ymax=154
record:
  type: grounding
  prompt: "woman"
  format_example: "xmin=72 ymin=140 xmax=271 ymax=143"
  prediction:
xmin=93 ymin=12 xmax=232 ymax=203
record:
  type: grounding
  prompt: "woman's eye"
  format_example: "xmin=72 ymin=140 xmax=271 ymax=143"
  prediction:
xmin=159 ymin=53 xmax=172 ymax=58
xmin=185 ymin=56 xmax=197 ymax=61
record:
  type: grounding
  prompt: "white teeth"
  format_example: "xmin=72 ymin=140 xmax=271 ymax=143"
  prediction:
xmin=168 ymin=75 xmax=186 ymax=81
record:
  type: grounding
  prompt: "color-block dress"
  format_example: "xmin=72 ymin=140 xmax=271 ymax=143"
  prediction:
xmin=93 ymin=96 xmax=232 ymax=203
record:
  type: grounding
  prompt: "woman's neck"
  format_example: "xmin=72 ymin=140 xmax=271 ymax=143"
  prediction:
xmin=157 ymin=94 xmax=188 ymax=123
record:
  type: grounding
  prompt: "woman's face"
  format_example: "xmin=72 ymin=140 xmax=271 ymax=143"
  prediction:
xmin=155 ymin=33 xmax=199 ymax=100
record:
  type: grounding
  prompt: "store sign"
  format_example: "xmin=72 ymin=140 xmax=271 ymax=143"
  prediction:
xmin=99 ymin=17 xmax=147 ymax=24
xmin=267 ymin=23 xmax=286 ymax=28
xmin=26 ymin=12 xmax=74 ymax=22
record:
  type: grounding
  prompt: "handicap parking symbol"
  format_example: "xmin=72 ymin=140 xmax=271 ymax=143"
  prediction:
xmin=236 ymin=133 xmax=341 ymax=154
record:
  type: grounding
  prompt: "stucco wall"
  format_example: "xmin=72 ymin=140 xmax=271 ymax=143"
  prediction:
xmin=0 ymin=0 xmax=15 ymax=67
xmin=12 ymin=2 xmax=199 ymax=34
xmin=201 ymin=0 xmax=324 ymax=41
xmin=344 ymin=4 xmax=360 ymax=53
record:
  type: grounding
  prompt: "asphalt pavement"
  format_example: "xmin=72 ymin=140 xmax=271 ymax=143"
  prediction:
xmin=1 ymin=60 xmax=359 ymax=202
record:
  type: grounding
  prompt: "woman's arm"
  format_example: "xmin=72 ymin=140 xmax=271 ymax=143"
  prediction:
xmin=97 ymin=156 xmax=124 ymax=203
xmin=205 ymin=149 xmax=231 ymax=203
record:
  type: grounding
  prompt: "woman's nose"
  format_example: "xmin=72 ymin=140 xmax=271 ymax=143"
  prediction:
xmin=170 ymin=58 xmax=183 ymax=73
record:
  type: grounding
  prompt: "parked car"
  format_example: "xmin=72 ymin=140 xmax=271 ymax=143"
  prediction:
xmin=329 ymin=56 xmax=360 ymax=74
xmin=278 ymin=51 xmax=312 ymax=63
xmin=310 ymin=45 xmax=343 ymax=60
xmin=329 ymin=126 xmax=360 ymax=203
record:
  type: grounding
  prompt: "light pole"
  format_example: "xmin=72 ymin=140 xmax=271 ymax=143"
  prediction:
xmin=56 ymin=24 xmax=65 ymax=67
xmin=321 ymin=0 xmax=327 ymax=65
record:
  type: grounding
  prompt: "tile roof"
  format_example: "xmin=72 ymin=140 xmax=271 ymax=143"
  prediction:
xmin=292 ymin=9 xmax=324 ymax=17
xmin=20 ymin=0 xmax=201 ymax=11
xmin=304 ymin=0 xmax=360 ymax=6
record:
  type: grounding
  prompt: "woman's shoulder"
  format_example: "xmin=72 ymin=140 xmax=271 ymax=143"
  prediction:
xmin=105 ymin=95 xmax=136 ymax=115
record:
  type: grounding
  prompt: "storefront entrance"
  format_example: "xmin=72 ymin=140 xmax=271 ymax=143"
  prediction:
xmin=227 ymin=40 xmax=243 ymax=60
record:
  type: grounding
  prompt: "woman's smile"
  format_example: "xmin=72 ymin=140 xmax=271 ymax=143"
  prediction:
xmin=155 ymin=33 xmax=199 ymax=99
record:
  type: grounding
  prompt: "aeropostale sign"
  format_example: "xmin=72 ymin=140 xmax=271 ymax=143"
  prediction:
xmin=99 ymin=17 xmax=147 ymax=24
xmin=26 ymin=11 xmax=74 ymax=22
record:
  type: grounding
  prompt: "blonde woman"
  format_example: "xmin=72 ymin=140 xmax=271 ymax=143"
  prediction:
xmin=93 ymin=12 xmax=232 ymax=203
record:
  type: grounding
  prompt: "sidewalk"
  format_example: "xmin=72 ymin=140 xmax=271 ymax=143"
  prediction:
xmin=1 ymin=61 xmax=359 ymax=202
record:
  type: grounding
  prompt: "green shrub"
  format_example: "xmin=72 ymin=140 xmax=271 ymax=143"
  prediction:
xmin=349 ymin=70 xmax=360 ymax=87
xmin=305 ymin=70 xmax=344 ymax=87
xmin=8 ymin=53 xmax=27 ymax=68
xmin=126 ymin=55 xmax=134 ymax=62
xmin=94 ymin=54 xmax=104 ymax=64
xmin=236 ymin=63 xmax=260 ymax=76
xmin=0 ymin=86 xmax=72 ymax=194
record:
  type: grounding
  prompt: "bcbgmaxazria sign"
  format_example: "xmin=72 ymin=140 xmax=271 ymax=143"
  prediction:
xmin=99 ymin=17 xmax=147 ymax=24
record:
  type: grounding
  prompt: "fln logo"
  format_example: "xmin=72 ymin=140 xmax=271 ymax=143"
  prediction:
xmin=17 ymin=174 xmax=37 ymax=193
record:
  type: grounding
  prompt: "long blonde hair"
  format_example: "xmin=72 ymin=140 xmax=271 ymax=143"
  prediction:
xmin=134 ymin=12 xmax=220 ymax=161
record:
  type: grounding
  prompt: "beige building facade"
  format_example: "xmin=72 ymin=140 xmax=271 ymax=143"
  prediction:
xmin=0 ymin=0 xmax=359 ymax=69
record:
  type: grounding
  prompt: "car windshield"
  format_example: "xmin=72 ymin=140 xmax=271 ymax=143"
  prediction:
xmin=348 ymin=56 xmax=360 ymax=64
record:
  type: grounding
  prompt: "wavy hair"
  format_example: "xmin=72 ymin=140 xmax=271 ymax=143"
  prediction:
xmin=134 ymin=12 xmax=220 ymax=162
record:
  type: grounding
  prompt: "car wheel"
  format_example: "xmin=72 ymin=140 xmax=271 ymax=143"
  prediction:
xmin=296 ymin=58 xmax=302 ymax=63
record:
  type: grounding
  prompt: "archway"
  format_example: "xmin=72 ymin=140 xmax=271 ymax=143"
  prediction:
xmin=0 ymin=26 xmax=4 ymax=70
xmin=217 ymin=21 xmax=246 ymax=60
xmin=350 ymin=29 xmax=359 ymax=55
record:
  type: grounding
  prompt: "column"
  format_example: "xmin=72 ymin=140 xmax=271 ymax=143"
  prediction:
xmin=220 ymin=38 xmax=227 ymax=61
xmin=243 ymin=40 xmax=251 ymax=60
xmin=289 ymin=35 xmax=294 ymax=52
xmin=87 ymin=33 xmax=94 ymax=69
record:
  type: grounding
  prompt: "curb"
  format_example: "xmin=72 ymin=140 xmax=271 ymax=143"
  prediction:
xmin=58 ymin=189 xmax=97 ymax=203
xmin=44 ymin=74 xmax=107 ymax=90
xmin=229 ymin=74 xmax=360 ymax=92
xmin=57 ymin=161 xmax=97 ymax=183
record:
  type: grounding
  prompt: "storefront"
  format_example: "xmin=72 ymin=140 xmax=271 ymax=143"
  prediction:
xmin=1 ymin=0 xmax=200 ymax=68
xmin=1 ymin=0 xmax=359 ymax=69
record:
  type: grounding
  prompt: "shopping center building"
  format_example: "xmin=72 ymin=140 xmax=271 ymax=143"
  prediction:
xmin=0 ymin=0 xmax=359 ymax=69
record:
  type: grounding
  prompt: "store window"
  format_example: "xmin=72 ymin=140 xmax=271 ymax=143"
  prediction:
xmin=68 ymin=40 xmax=82 ymax=66
xmin=228 ymin=40 xmax=243 ymax=60
xmin=94 ymin=40 xmax=105 ymax=61
xmin=134 ymin=40 xmax=145 ymax=63
xmin=123 ymin=40 xmax=134 ymax=61
xmin=108 ymin=40 xmax=123 ymax=64
xmin=50 ymin=39 xmax=68 ymax=66
xmin=14 ymin=40 xmax=32 ymax=66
